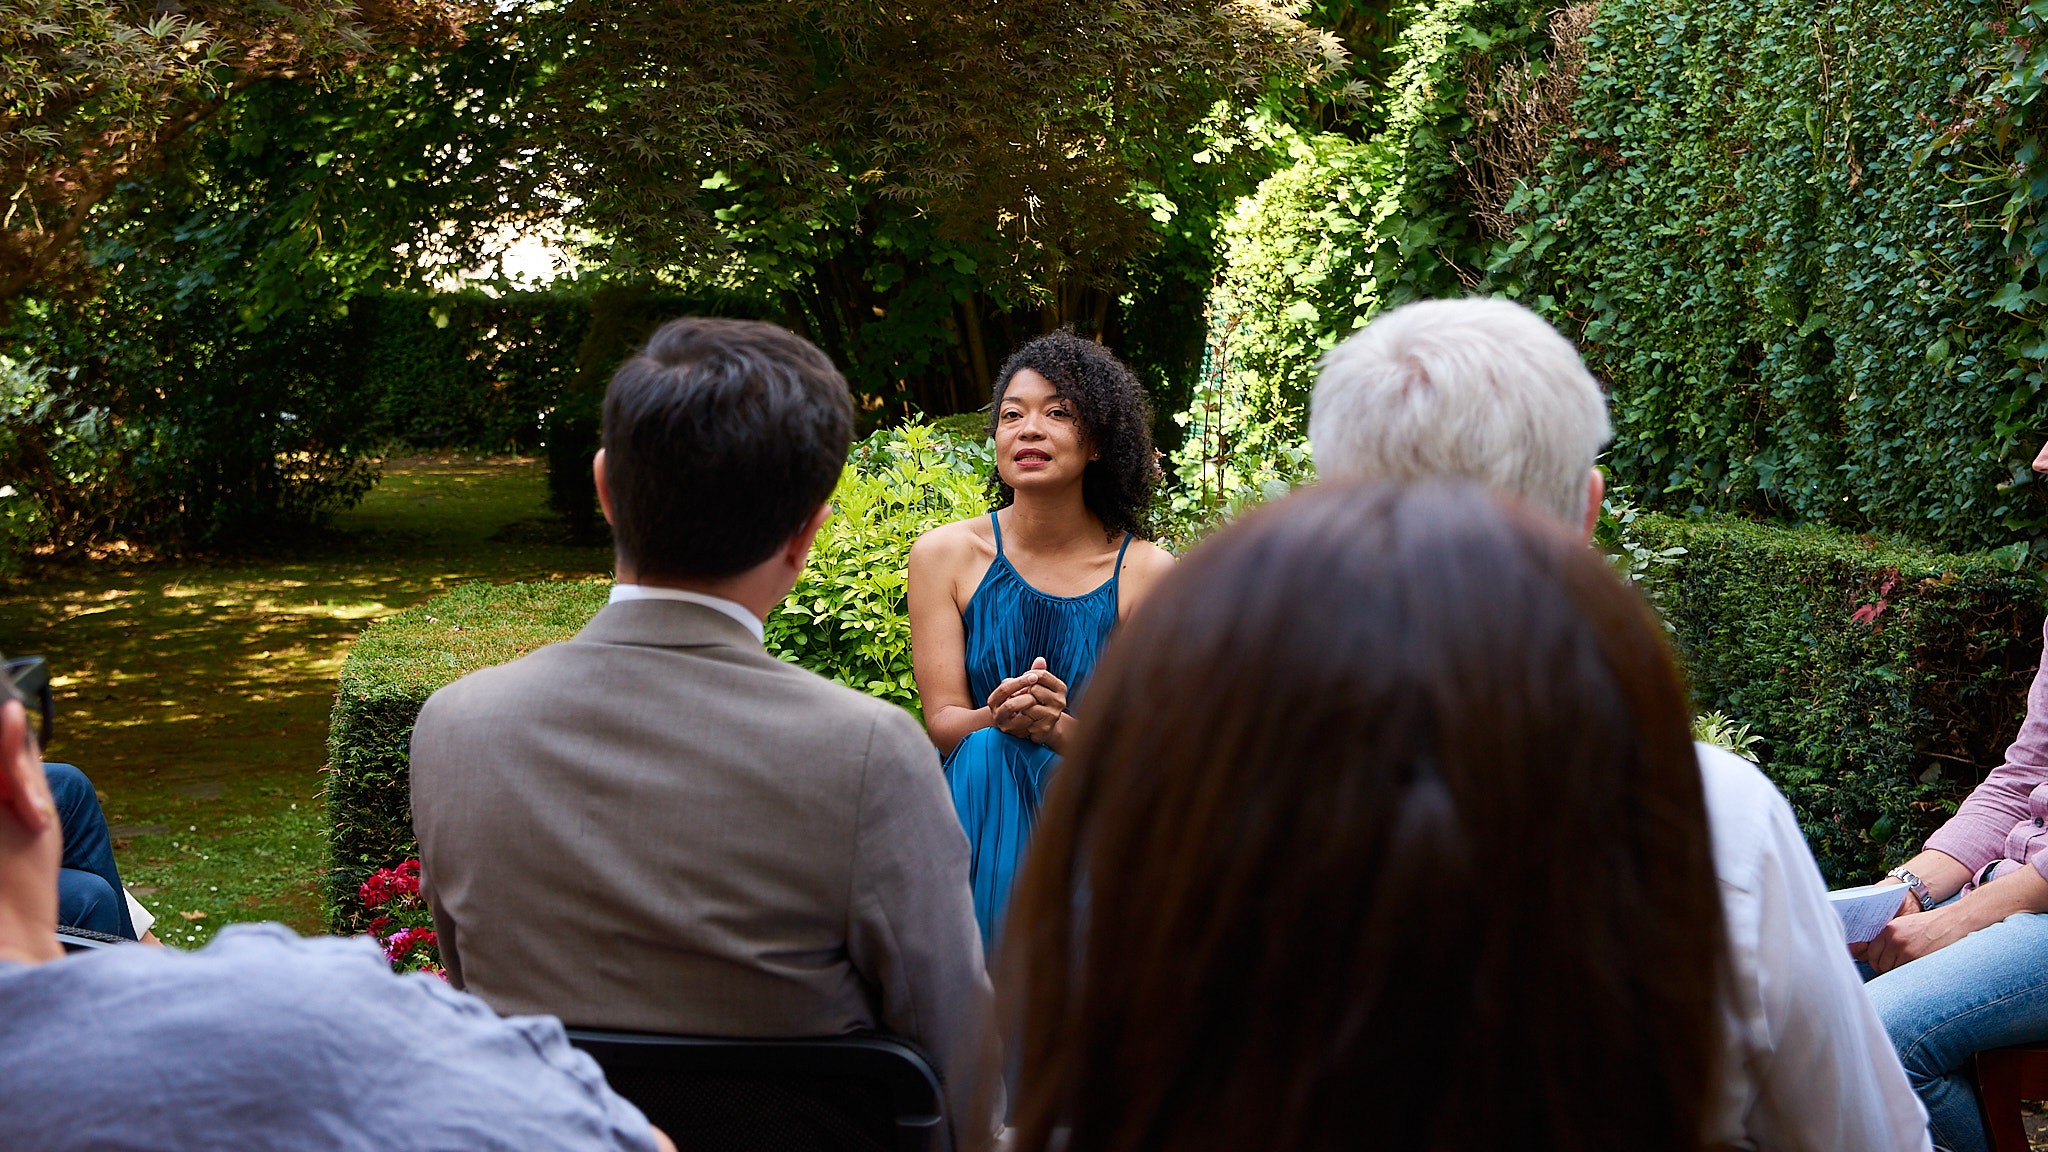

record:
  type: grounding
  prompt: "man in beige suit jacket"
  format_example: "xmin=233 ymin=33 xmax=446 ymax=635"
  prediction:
xmin=409 ymin=318 xmax=991 ymax=1148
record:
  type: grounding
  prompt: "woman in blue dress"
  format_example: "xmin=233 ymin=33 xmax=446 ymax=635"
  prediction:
xmin=908 ymin=330 xmax=1175 ymax=949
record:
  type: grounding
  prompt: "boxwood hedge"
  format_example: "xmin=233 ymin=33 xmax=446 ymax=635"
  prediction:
xmin=325 ymin=579 xmax=611 ymax=931
xmin=1632 ymin=514 xmax=2047 ymax=884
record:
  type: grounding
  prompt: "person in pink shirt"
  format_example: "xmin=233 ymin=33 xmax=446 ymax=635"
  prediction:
xmin=1859 ymin=439 xmax=2048 ymax=1152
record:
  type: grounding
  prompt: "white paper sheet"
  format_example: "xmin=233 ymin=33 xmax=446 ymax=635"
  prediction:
xmin=1830 ymin=883 xmax=1907 ymax=944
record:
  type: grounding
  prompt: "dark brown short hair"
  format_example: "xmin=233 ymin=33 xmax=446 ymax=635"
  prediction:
xmin=1000 ymin=481 xmax=1725 ymax=1152
xmin=601 ymin=318 xmax=854 ymax=581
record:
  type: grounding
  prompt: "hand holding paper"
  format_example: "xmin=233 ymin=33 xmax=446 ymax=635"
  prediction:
xmin=1830 ymin=883 xmax=1909 ymax=944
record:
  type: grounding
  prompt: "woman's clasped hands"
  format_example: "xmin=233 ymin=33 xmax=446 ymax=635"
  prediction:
xmin=987 ymin=657 xmax=1069 ymax=749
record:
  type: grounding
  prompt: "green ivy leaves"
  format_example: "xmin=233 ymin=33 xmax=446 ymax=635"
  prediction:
xmin=1212 ymin=0 xmax=2048 ymax=553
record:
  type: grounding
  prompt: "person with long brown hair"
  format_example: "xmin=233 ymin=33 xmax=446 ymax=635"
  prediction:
xmin=998 ymin=482 xmax=1726 ymax=1152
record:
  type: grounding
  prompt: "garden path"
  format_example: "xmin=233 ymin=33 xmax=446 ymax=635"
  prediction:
xmin=0 ymin=455 xmax=608 ymax=946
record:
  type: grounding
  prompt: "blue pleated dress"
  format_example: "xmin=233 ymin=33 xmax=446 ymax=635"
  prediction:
xmin=946 ymin=511 xmax=1132 ymax=949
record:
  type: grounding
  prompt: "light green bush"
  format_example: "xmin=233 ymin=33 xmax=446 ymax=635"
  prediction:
xmin=766 ymin=422 xmax=994 ymax=715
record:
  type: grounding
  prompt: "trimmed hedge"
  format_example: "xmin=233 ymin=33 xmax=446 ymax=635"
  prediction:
xmin=350 ymin=291 xmax=591 ymax=453
xmin=348 ymin=287 xmax=775 ymax=455
xmin=1633 ymin=514 xmax=2047 ymax=884
xmin=326 ymin=579 xmax=611 ymax=929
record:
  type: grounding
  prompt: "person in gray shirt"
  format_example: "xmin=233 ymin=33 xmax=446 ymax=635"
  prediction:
xmin=0 ymin=656 xmax=675 ymax=1152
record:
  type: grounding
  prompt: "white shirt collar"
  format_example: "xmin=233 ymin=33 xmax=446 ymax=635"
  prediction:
xmin=607 ymin=583 xmax=765 ymax=643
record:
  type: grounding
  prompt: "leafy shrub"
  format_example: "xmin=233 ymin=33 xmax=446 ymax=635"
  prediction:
xmin=1200 ymin=0 xmax=1522 ymax=413
xmin=3 ymin=299 xmax=385 ymax=555
xmin=1631 ymin=513 xmax=2046 ymax=884
xmin=325 ymin=424 xmax=993 ymax=929
xmin=1692 ymin=712 xmax=1763 ymax=763
xmin=1157 ymin=316 xmax=1316 ymax=550
xmin=768 ymin=423 xmax=995 ymax=713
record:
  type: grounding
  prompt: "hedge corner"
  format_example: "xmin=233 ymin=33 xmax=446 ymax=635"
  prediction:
xmin=1632 ymin=514 xmax=2048 ymax=885
xmin=325 ymin=579 xmax=610 ymax=932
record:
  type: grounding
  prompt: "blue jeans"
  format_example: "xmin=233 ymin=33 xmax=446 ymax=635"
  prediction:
xmin=1865 ymin=910 xmax=2048 ymax=1152
xmin=46 ymin=763 xmax=135 ymax=939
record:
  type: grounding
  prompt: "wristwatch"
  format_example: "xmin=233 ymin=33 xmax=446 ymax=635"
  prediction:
xmin=1887 ymin=866 xmax=1936 ymax=912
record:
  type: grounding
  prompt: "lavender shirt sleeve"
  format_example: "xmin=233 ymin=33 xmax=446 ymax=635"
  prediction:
xmin=1924 ymin=616 xmax=2048 ymax=881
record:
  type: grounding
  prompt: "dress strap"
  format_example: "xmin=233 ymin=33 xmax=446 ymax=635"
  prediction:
xmin=990 ymin=510 xmax=1005 ymax=557
xmin=1109 ymin=532 xmax=1134 ymax=618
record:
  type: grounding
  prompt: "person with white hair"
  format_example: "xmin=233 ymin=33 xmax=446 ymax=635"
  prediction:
xmin=1309 ymin=296 xmax=1610 ymax=533
xmin=1308 ymin=297 xmax=1931 ymax=1152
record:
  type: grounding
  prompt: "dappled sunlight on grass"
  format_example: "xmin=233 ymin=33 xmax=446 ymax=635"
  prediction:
xmin=0 ymin=453 xmax=611 ymax=942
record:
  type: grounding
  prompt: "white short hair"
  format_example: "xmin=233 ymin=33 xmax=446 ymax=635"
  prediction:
xmin=1308 ymin=297 xmax=1612 ymax=528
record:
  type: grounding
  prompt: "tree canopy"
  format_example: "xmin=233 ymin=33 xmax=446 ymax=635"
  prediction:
xmin=0 ymin=0 xmax=481 ymax=310
xmin=536 ymin=1 xmax=1340 ymax=290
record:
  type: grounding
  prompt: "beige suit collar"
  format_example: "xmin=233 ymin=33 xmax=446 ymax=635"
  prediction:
xmin=576 ymin=597 xmax=766 ymax=651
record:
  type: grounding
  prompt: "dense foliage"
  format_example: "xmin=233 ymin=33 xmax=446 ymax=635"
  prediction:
xmin=522 ymin=2 xmax=1346 ymax=422
xmin=1633 ymin=513 xmax=2044 ymax=884
xmin=1 ymin=3 xmax=1378 ymax=559
xmin=0 ymin=15 xmax=567 ymax=564
xmin=0 ymin=0 xmax=484 ymax=310
xmin=1 ymin=301 xmax=383 ymax=562
xmin=1206 ymin=0 xmax=2048 ymax=552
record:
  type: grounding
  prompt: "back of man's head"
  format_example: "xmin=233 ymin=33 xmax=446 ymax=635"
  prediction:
xmin=603 ymin=318 xmax=855 ymax=581
xmin=1308 ymin=297 xmax=1612 ymax=528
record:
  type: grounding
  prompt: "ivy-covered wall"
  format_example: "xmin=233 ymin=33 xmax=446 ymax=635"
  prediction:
xmin=1214 ymin=0 xmax=2048 ymax=552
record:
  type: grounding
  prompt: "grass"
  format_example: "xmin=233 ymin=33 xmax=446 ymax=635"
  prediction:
xmin=0 ymin=454 xmax=610 ymax=947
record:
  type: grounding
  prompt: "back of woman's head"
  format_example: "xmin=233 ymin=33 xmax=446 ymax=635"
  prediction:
xmin=1000 ymin=481 xmax=1724 ymax=1152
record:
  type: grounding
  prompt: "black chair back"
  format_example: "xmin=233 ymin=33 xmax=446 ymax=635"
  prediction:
xmin=565 ymin=1029 xmax=944 ymax=1152
xmin=56 ymin=925 xmax=132 ymax=953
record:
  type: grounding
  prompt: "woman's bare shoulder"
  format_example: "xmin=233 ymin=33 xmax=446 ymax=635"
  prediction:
xmin=1122 ymin=537 xmax=1177 ymax=573
xmin=1117 ymin=538 xmax=1178 ymax=608
xmin=910 ymin=515 xmax=997 ymax=570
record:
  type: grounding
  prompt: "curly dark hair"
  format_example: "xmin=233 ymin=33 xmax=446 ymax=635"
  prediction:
xmin=986 ymin=329 xmax=1156 ymax=541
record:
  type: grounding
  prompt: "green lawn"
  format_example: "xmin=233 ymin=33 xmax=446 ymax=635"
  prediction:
xmin=0 ymin=454 xmax=609 ymax=946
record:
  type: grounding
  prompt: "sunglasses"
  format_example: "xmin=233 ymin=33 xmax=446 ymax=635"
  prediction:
xmin=5 ymin=656 xmax=53 ymax=749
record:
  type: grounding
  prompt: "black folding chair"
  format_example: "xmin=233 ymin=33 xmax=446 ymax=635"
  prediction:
xmin=565 ymin=1029 xmax=944 ymax=1152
